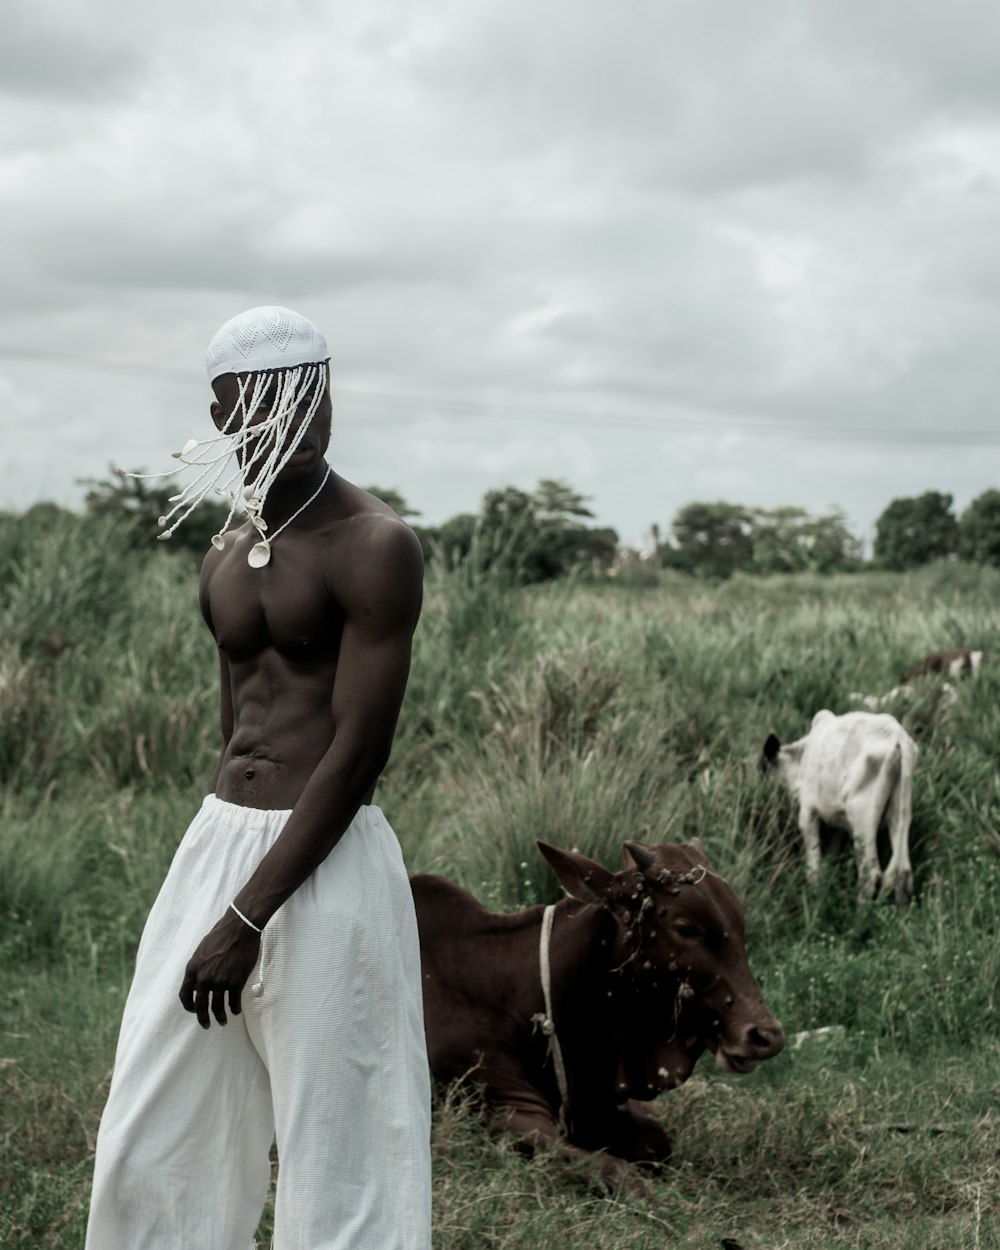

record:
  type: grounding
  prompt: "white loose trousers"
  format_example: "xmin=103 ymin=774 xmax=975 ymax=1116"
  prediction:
xmin=86 ymin=796 xmax=432 ymax=1250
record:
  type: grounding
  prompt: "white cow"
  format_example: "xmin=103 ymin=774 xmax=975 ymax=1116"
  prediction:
xmin=761 ymin=710 xmax=917 ymax=904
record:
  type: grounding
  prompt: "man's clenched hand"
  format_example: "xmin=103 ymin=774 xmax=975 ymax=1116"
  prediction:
xmin=179 ymin=910 xmax=261 ymax=1028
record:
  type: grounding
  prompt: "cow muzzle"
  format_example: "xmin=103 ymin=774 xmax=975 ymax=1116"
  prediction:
xmin=715 ymin=1019 xmax=785 ymax=1074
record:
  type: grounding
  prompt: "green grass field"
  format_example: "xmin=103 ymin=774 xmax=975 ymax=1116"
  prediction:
xmin=3 ymin=513 xmax=1000 ymax=1248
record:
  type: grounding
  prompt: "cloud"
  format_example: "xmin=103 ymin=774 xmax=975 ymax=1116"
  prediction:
xmin=1 ymin=1 xmax=145 ymax=103
xmin=407 ymin=0 xmax=929 ymax=194
xmin=3 ymin=0 xmax=1000 ymax=552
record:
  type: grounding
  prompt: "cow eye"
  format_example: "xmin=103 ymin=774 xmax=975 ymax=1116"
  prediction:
xmin=672 ymin=920 xmax=701 ymax=940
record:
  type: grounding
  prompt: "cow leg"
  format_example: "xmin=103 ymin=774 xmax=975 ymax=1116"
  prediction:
xmin=881 ymin=776 xmax=914 ymax=905
xmin=606 ymin=1101 xmax=672 ymax=1168
xmin=844 ymin=797 xmax=881 ymax=902
xmin=799 ymin=806 xmax=822 ymax=886
xmin=498 ymin=1106 xmax=648 ymax=1196
xmin=497 ymin=1105 xmax=563 ymax=1155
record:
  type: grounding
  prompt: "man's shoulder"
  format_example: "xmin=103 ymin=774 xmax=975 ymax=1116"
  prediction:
xmin=324 ymin=484 xmax=423 ymax=624
xmin=331 ymin=480 xmax=423 ymax=563
xmin=338 ymin=504 xmax=423 ymax=564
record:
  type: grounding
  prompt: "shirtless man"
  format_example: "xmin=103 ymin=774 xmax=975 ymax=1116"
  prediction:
xmin=87 ymin=307 xmax=431 ymax=1250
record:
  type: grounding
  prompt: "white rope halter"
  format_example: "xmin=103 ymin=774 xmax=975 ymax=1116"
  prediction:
xmin=528 ymin=863 xmax=710 ymax=1132
xmin=530 ymin=904 xmax=569 ymax=1132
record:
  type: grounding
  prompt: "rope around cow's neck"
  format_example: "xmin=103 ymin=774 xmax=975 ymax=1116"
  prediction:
xmin=529 ymin=868 xmax=708 ymax=1130
xmin=530 ymin=904 xmax=569 ymax=1132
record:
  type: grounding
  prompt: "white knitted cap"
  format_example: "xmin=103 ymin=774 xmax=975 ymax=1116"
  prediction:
xmin=205 ymin=306 xmax=329 ymax=381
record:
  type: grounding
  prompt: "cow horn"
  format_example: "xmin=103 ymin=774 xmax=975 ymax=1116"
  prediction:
xmin=623 ymin=841 xmax=655 ymax=872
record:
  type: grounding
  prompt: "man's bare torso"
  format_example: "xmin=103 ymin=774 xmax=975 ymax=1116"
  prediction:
xmin=199 ymin=472 xmax=404 ymax=810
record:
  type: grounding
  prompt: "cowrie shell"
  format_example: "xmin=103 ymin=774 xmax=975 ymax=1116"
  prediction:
xmin=247 ymin=541 xmax=271 ymax=568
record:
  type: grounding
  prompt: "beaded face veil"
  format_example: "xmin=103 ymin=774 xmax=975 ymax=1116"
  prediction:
xmin=120 ymin=306 xmax=331 ymax=568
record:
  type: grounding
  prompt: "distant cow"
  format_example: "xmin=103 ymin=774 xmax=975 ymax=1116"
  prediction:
xmin=848 ymin=681 xmax=958 ymax=717
xmin=901 ymin=648 xmax=985 ymax=684
xmin=413 ymin=839 xmax=784 ymax=1191
xmin=761 ymin=710 xmax=917 ymax=903
xmin=848 ymin=687 xmax=908 ymax=712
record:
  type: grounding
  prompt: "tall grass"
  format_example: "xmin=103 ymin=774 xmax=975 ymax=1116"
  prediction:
xmin=0 ymin=513 xmax=215 ymax=792
xmin=3 ymin=518 xmax=1000 ymax=1246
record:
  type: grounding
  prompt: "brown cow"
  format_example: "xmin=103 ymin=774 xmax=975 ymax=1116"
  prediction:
xmin=413 ymin=838 xmax=784 ymax=1190
xmin=901 ymin=648 xmax=986 ymax=683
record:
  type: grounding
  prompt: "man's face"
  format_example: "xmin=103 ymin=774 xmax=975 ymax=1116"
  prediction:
xmin=210 ymin=368 xmax=332 ymax=484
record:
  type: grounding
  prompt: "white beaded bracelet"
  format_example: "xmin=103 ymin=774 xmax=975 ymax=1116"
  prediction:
xmin=229 ymin=901 xmax=262 ymax=934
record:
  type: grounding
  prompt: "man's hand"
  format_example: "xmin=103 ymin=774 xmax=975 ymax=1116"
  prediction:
xmin=179 ymin=909 xmax=261 ymax=1029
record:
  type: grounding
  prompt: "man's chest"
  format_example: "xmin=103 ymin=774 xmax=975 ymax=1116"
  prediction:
xmin=207 ymin=539 xmax=343 ymax=659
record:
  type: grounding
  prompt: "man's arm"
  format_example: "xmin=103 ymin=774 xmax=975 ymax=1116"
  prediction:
xmin=179 ymin=517 xmax=423 ymax=1029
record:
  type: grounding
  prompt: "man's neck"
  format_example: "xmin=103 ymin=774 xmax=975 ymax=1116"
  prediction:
xmin=257 ymin=462 xmax=331 ymax=529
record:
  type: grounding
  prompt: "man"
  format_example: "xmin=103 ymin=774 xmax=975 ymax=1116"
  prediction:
xmin=87 ymin=307 xmax=432 ymax=1249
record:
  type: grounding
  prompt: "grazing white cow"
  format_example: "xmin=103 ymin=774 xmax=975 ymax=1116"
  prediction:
xmin=761 ymin=711 xmax=917 ymax=904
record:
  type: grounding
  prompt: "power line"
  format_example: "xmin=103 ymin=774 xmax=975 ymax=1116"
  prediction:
xmin=338 ymin=387 xmax=994 ymax=447
xmin=0 ymin=342 xmax=995 ymax=448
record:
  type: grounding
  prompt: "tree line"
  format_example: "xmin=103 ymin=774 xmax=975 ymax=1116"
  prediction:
xmin=6 ymin=473 xmax=1000 ymax=585
xmin=648 ymin=490 xmax=1000 ymax=579
xmin=50 ymin=471 xmax=618 ymax=584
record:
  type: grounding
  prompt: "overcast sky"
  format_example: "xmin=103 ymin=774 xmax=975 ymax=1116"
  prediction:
xmin=4 ymin=0 xmax=1000 ymax=548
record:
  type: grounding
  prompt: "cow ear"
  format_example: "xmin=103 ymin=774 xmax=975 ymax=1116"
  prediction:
xmin=537 ymin=841 xmax=616 ymax=905
xmin=687 ymin=836 xmax=713 ymax=867
xmin=760 ymin=733 xmax=781 ymax=774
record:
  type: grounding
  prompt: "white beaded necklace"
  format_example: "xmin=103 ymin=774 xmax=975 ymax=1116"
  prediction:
xmin=244 ymin=463 xmax=331 ymax=568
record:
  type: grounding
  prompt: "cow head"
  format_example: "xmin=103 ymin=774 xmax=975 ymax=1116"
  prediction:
xmin=537 ymin=838 xmax=784 ymax=1101
xmin=760 ymin=730 xmax=810 ymax=792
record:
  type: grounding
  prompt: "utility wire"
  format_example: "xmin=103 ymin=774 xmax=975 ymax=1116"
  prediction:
xmin=0 ymin=343 xmax=995 ymax=448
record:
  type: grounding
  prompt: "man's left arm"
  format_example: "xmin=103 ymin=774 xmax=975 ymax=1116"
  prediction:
xmin=179 ymin=517 xmax=423 ymax=1029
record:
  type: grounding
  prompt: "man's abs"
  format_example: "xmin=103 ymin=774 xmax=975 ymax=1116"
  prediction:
xmin=214 ymin=648 xmax=346 ymax=809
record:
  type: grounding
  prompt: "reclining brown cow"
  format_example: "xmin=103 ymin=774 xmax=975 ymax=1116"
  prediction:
xmin=412 ymin=838 xmax=784 ymax=1190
